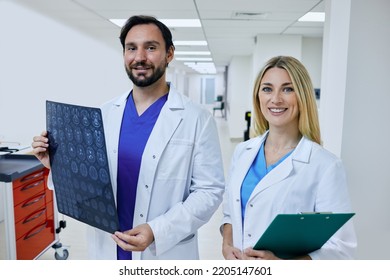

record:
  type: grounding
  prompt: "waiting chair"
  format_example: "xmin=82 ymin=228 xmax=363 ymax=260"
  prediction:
xmin=213 ymin=101 xmax=225 ymax=117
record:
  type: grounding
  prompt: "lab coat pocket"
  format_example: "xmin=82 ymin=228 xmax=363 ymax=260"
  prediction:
xmin=158 ymin=139 xmax=194 ymax=180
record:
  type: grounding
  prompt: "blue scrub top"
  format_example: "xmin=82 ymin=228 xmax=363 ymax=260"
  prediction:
xmin=240 ymin=141 xmax=293 ymax=221
xmin=116 ymin=92 xmax=168 ymax=260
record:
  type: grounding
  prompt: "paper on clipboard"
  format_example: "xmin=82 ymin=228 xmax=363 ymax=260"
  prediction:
xmin=253 ymin=213 xmax=355 ymax=259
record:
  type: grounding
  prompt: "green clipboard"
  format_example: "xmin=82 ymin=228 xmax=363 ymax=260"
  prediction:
xmin=253 ymin=212 xmax=355 ymax=259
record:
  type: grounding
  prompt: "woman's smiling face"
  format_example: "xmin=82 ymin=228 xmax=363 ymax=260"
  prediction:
xmin=258 ymin=67 xmax=299 ymax=130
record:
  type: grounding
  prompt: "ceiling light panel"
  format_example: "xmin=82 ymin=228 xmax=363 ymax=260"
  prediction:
xmin=159 ymin=19 xmax=201 ymax=27
xmin=175 ymin=51 xmax=211 ymax=55
xmin=175 ymin=57 xmax=213 ymax=61
xmin=298 ymin=12 xmax=325 ymax=22
xmin=174 ymin=41 xmax=208 ymax=46
xmin=109 ymin=19 xmax=201 ymax=28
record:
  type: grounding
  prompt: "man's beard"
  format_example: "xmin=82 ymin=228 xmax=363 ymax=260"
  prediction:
xmin=125 ymin=61 xmax=166 ymax=87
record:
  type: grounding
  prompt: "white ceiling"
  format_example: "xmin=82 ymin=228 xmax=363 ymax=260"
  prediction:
xmin=14 ymin=0 xmax=324 ymax=73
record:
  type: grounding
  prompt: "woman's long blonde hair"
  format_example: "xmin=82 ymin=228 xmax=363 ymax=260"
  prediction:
xmin=252 ymin=56 xmax=321 ymax=145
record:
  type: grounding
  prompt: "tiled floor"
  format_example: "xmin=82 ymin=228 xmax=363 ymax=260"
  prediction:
xmin=37 ymin=116 xmax=238 ymax=260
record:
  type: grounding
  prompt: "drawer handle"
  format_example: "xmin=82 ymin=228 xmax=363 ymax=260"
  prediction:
xmin=23 ymin=208 xmax=47 ymax=224
xmin=22 ymin=193 xmax=46 ymax=208
xmin=24 ymin=222 xmax=48 ymax=240
xmin=21 ymin=171 xmax=44 ymax=182
xmin=20 ymin=179 xmax=44 ymax=192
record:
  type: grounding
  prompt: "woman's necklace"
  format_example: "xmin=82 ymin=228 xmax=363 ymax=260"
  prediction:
xmin=264 ymin=141 xmax=297 ymax=166
xmin=266 ymin=143 xmax=296 ymax=154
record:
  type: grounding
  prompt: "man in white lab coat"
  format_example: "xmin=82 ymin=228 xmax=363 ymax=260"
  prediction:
xmin=32 ymin=15 xmax=224 ymax=260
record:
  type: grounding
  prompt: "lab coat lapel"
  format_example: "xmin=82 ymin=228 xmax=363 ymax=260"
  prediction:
xmin=105 ymin=91 xmax=129 ymax=200
xmin=108 ymin=93 xmax=128 ymax=152
xmin=233 ymin=137 xmax=264 ymax=194
xmin=229 ymin=137 xmax=263 ymax=216
xmin=141 ymin=85 xmax=184 ymax=174
xmin=255 ymin=155 xmax=293 ymax=193
xmin=149 ymin=95 xmax=183 ymax=155
xmin=252 ymin=136 xmax=311 ymax=196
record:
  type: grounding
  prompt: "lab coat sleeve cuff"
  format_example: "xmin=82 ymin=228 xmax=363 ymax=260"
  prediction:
xmin=47 ymin=171 xmax=54 ymax=190
xmin=220 ymin=217 xmax=232 ymax=235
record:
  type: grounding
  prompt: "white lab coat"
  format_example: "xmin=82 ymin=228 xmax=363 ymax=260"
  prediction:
xmin=222 ymin=132 xmax=357 ymax=259
xmin=87 ymin=84 xmax=225 ymax=260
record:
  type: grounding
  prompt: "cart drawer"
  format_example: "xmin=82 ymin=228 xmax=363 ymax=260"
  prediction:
xmin=12 ymin=168 xmax=47 ymax=188
xmin=15 ymin=203 xmax=54 ymax=240
xmin=13 ymin=189 xmax=53 ymax=223
xmin=16 ymin=218 xmax=55 ymax=260
xmin=13 ymin=178 xmax=46 ymax=206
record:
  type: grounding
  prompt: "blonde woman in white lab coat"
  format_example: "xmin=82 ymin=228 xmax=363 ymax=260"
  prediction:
xmin=221 ymin=56 xmax=357 ymax=260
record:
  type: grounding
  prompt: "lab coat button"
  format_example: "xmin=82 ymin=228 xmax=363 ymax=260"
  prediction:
xmin=145 ymin=185 xmax=148 ymax=189
xmin=113 ymin=149 xmax=117 ymax=153
xmin=152 ymin=155 xmax=156 ymax=159
xmin=236 ymin=199 xmax=240 ymax=202
xmin=249 ymin=204 xmax=253 ymax=207
xmin=248 ymin=233 xmax=252 ymax=237
xmin=140 ymin=214 xmax=143 ymax=217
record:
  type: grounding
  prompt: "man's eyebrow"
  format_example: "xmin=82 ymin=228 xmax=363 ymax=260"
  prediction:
xmin=144 ymin=40 xmax=161 ymax=45
xmin=125 ymin=40 xmax=161 ymax=46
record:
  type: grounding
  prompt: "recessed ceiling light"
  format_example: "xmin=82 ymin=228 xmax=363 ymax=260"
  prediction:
xmin=109 ymin=19 xmax=126 ymax=27
xmin=175 ymin=57 xmax=213 ymax=61
xmin=175 ymin=51 xmax=211 ymax=55
xmin=298 ymin=12 xmax=325 ymax=22
xmin=174 ymin=41 xmax=208 ymax=46
xmin=184 ymin=62 xmax=217 ymax=74
xmin=109 ymin=19 xmax=201 ymax=28
xmin=159 ymin=19 xmax=201 ymax=27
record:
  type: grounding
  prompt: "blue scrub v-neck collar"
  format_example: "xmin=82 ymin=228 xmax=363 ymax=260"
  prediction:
xmin=127 ymin=91 xmax=168 ymax=120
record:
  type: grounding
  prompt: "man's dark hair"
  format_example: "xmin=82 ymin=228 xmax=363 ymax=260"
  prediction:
xmin=119 ymin=15 xmax=175 ymax=53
